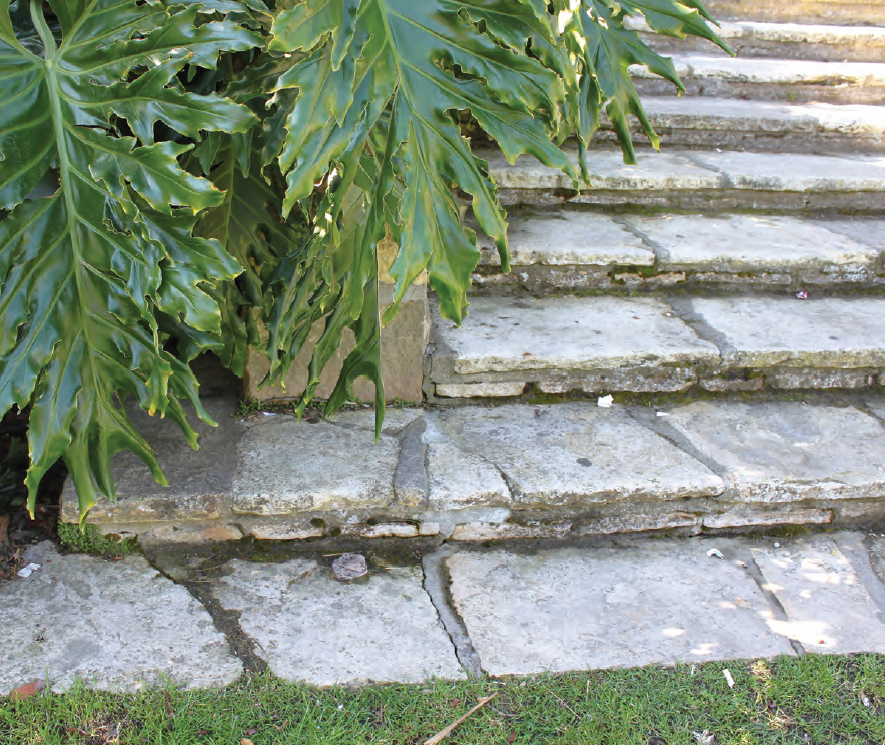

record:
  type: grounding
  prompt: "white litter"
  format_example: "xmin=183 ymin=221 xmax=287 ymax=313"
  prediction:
xmin=694 ymin=731 xmax=715 ymax=745
xmin=17 ymin=563 xmax=41 ymax=578
xmin=656 ymin=411 xmax=669 ymax=417
xmin=723 ymin=669 xmax=735 ymax=688
xmin=773 ymin=542 xmax=780 ymax=548
xmin=706 ymin=548 xmax=724 ymax=559
xmin=597 ymin=395 xmax=614 ymax=408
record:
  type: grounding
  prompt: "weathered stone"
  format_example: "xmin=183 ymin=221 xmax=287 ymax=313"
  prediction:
xmin=478 ymin=211 xmax=654 ymax=267
xmin=768 ymin=368 xmax=876 ymax=390
xmin=688 ymin=150 xmax=885 ymax=192
xmin=211 ymin=559 xmax=464 ymax=685
xmin=432 ymin=295 xmax=719 ymax=377
xmin=251 ymin=521 xmax=325 ymax=540
xmin=701 ymin=0 xmax=885 ymax=26
xmin=624 ymin=214 xmax=878 ymax=273
xmin=700 ymin=376 xmax=764 ymax=392
xmin=418 ymin=507 xmax=512 ymax=540
xmin=432 ymin=404 xmax=723 ymax=506
xmin=687 ymin=296 xmax=885 ymax=369
xmin=61 ymin=399 xmax=243 ymax=525
xmin=339 ymin=523 xmax=420 ymax=539
xmin=537 ymin=368 xmax=698 ymax=394
xmin=146 ymin=523 xmax=243 ymax=543
xmin=447 ymin=542 xmax=793 ymax=675
xmin=393 ymin=419 xmax=428 ymax=508
xmin=751 ymin=535 xmax=885 ymax=654
xmin=703 ymin=507 xmax=832 ymax=529
xmin=818 ymin=218 xmax=885 ymax=251
xmin=232 ymin=418 xmax=398 ymax=515
xmin=573 ymin=512 xmax=699 ymax=535
xmin=0 ymin=543 xmax=241 ymax=693
xmin=664 ymin=401 xmax=885 ymax=503
xmin=450 ymin=521 xmax=572 ymax=541
xmin=436 ymin=382 xmax=527 ymax=398
xmin=243 ymin=282 xmax=429 ymax=405
xmin=832 ymin=500 xmax=885 ymax=527
xmin=425 ymin=419 xmax=511 ymax=510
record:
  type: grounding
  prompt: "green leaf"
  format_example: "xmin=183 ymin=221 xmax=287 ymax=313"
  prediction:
xmin=0 ymin=0 xmax=255 ymax=519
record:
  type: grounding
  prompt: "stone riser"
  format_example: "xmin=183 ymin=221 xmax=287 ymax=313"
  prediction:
xmin=471 ymin=264 xmax=885 ymax=295
xmin=63 ymin=399 xmax=885 ymax=545
xmin=595 ymin=129 xmax=885 ymax=156
xmin=703 ymin=0 xmax=885 ymax=26
xmin=498 ymin=187 xmax=885 ymax=214
xmin=633 ymin=77 xmax=885 ymax=104
xmin=644 ymin=32 xmax=885 ymax=63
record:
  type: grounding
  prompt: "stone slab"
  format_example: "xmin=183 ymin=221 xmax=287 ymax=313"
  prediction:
xmin=446 ymin=542 xmax=793 ymax=676
xmin=687 ymin=296 xmax=885 ymax=369
xmin=624 ymin=214 xmax=878 ymax=272
xmin=434 ymin=295 xmax=719 ymax=375
xmin=483 ymin=148 xmax=722 ymax=191
xmin=663 ymin=401 xmax=885 ymax=503
xmin=424 ymin=419 xmax=512 ymax=510
xmin=687 ymin=151 xmax=885 ymax=192
xmin=670 ymin=55 xmax=885 ymax=86
xmin=61 ymin=398 xmax=243 ymax=525
xmin=478 ymin=211 xmax=654 ymax=267
xmin=751 ymin=535 xmax=885 ymax=654
xmin=232 ymin=417 xmax=399 ymax=515
xmin=0 ymin=543 xmax=241 ymax=693
xmin=817 ymin=218 xmax=885 ymax=250
xmin=211 ymin=558 xmax=464 ymax=685
xmin=702 ymin=0 xmax=885 ymax=26
xmin=431 ymin=404 xmax=723 ymax=507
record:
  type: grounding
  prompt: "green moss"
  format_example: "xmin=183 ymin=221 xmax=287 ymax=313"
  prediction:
xmin=57 ymin=522 xmax=137 ymax=557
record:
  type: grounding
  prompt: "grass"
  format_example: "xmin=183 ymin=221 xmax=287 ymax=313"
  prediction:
xmin=57 ymin=523 xmax=137 ymax=558
xmin=2 ymin=654 xmax=884 ymax=744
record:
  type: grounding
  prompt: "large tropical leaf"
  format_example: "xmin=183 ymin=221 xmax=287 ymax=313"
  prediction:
xmin=0 ymin=0 xmax=259 ymax=519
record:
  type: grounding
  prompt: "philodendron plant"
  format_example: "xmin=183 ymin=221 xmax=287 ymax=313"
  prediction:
xmin=0 ymin=0 xmax=725 ymax=520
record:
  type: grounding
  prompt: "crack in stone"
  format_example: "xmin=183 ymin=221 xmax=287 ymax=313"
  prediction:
xmin=142 ymin=549 xmax=268 ymax=676
xmin=421 ymin=545 xmax=484 ymax=678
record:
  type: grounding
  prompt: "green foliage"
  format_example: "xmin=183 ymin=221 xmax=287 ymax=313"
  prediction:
xmin=0 ymin=0 xmax=726 ymax=521
xmin=0 ymin=435 xmax=28 ymax=513
xmin=57 ymin=522 xmax=137 ymax=557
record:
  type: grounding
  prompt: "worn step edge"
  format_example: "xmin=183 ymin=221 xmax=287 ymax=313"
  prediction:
xmin=700 ymin=0 xmax=885 ymax=26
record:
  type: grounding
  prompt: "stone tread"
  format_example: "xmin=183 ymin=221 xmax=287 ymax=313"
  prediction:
xmin=477 ymin=212 xmax=883 ymax=278
xmin=701 ymin=0 xmax=885 ymax=26
xmin=431 ymin=294 xmax=885 ymax=392
xmin=484 ymin=147 xmax=885 ymax=196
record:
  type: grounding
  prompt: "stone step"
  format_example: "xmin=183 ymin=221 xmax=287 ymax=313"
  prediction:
xmin=632 ymin=55 xmax=885 ymax=104
xmin=428 ymin=294 xmax=885 ymax=397
xmin=61 ymin=395 xmax=885 ymax=542
xmin=473 ymin=212 xmax=884 ymax=294
xmin=596 ymin=97 xmax=885 ymax=154
xmin=703 ymin=0 xmax=885 ymax=26
xmin=631 ymin=19 xmax=885 ymax=62
xmin=484 ymin=146 xmax=885 ymax=213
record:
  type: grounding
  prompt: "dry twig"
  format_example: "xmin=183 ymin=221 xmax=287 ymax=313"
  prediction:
xmin=423 ymin=693 xmax=497 ymax=745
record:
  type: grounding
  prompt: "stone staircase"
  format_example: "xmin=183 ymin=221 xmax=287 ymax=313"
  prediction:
xmin=64 ymin=0 xmax=885 ymax=544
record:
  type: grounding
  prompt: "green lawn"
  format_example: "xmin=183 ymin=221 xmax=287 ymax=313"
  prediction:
xmin=2 ymin=654 xmax=883 ymax=744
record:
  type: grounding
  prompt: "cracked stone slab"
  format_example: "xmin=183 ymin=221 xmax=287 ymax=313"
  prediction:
xmin=431 ymin=404 xmax=723 ymax=507
xmin=211 ymin=558 xmax=465 ymax=685
xmin=447 ymin=542 xmax=793 ymax=676
xmin=663 ymin=401 xmax=885 ymax=503
xmin=687 ymin=296 xmax=885 ymax=369
xmin=624 ymin=214 xmax=878 ymax=273
xmin=433 ymin=295 xmax=719 ymax=376
xmin=478 ymin=211 xmax=654 ymax=267
xmin=687 ymin=151 xmax=885 ymax=192
xmin=751 ymin=534 xmax=885 ymax=654
xmin=0 ymin=543 xmax=241 ymax=693
xmin=232 ymin=416 xmax=398 ymax=515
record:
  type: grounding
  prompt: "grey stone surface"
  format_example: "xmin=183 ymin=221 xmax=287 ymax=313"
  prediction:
xmin=818 ymin=218 xmax=885 ymax=250
xmin=431 ymin=404 xmax=723 ymax=507
xmin=702 ymin=0 xmax=885 ymax=26
xmin=752 ymin=535 xmax=885 ymax=654
xmin=447 ymin=542 xmax=793 ymax=676
xmin=479 ymin=211 xmax=654 ymax=267
xmin=483 ymin=148 xmax=722 ymax=191
xmin=0 ymin=543 xmax=241 ymax=693
xmin=425 ymin=418 xmax=511 ymax=510
xmin=436 ymin=382 xmax=527 ymax=398
xmin=660 ymin=55 xmax=885 ymax=86
xmin=703 ymin=506 xmax=833 ymax=529
xmin=211 ymin=558 xmax=465 ymax=685
xmin=688 ymin=150 xmax=885 ymax=192
xmin=232 ymin=417 xmax=398 ymax=515
xmin=688 ymin=296 xmax=885 ymax=369
xmin=664 ymin=401 xmax=885 ymax=503
xmin=624 ymin=214 xmax=878 ymax=273
xmin=433 ymin=295 xmax=719 ymax=376
xmin=61 ymin=398 xmax=244 ymax=525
